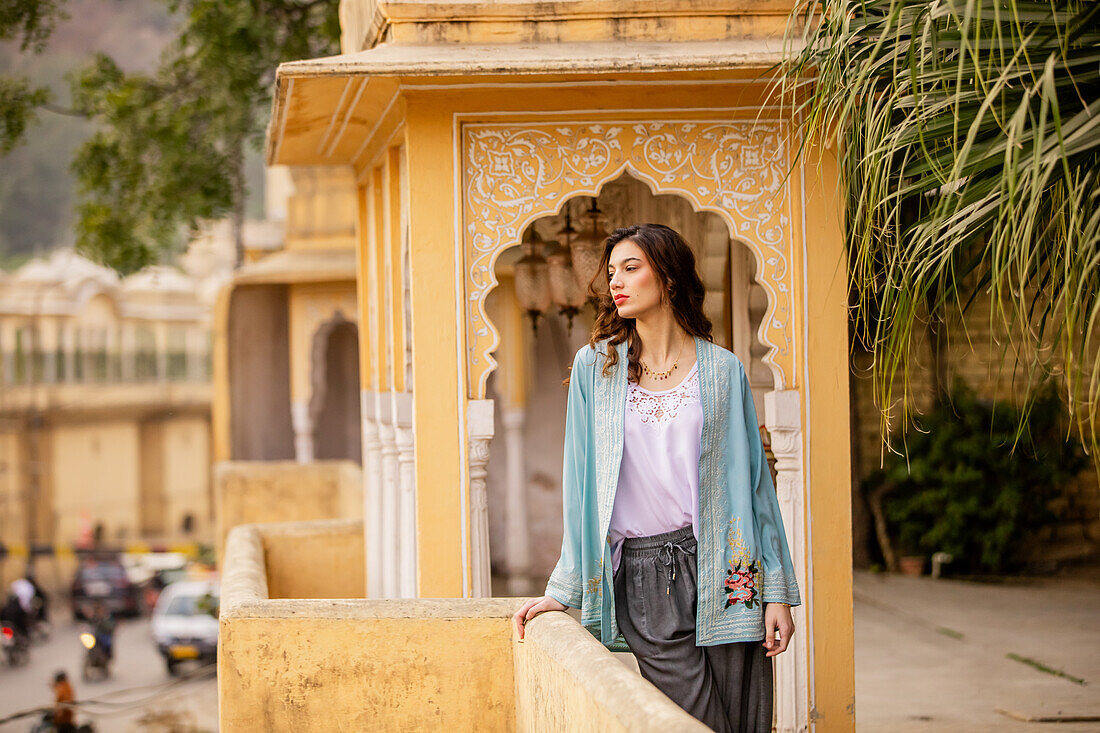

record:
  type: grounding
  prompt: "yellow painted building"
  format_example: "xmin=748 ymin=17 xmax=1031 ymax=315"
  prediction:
xmin=0 ymin=249 xmax=225 ymax=593
xmin=213 ymin=166 xmax=362 ymax=467
xmin=216 ymin=1 xmax=857 ymax=731
xmin=210 ymin=166 xmax=365 ymax=561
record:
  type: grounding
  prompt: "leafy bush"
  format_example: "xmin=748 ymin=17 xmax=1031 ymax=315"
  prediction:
xmin=864 ymin=379 xmax=1089 ymax=574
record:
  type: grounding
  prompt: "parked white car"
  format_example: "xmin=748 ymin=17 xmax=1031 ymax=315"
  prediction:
xmin=150 ymin=579 xmax=219 ymax=676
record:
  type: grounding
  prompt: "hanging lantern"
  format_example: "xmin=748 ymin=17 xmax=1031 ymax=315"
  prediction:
xmin=569 ymin=197 xmax=608 ymax=301
xmin=554 ymin=206 xmax=577 ymax=250
xmin=513 ymin=226 xmax=552 ymax=334
xmin=546 ymin=210 xmax=587 ymax=332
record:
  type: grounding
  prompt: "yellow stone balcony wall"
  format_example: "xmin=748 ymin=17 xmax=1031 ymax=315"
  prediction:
xmin=213 ymin=460 xmax=362 ymax=562
xmin=218 ymin=518 xmax=707 ymax=731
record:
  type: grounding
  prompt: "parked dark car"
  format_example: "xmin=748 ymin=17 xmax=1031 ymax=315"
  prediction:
xmin=70 ymin=556 xmax=141 ymax=621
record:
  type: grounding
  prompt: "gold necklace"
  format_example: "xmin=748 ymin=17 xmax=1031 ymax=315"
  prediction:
xmin=640 ymin=336 xmax=688 ymax=381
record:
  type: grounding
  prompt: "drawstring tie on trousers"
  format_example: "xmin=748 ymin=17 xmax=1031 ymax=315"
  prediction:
xmin=655 ymin=540 xmax=696 ymax=595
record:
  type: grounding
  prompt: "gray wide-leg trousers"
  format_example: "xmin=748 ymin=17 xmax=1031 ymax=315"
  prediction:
xmin=613 ymin=525 xmax=773 ymax=733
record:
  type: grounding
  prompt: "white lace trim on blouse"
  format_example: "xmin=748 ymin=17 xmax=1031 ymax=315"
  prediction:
xmin=626 ymin=361 xmax=700 ymax=427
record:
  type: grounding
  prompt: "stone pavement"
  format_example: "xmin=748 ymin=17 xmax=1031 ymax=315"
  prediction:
xmin=855 ymin=569 xmax=1100 ymax=732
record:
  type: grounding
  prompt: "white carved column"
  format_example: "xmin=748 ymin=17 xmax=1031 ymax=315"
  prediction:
xmin=186 ymin=326 xmax=206 ymax=382
xmin=361 ymin=391 xmax=384 ymax=598
xmin=1 ymin=329 xmax=13 ymax=385
xmin=119 ymin=323 xmax=134 ymax=382
xmin=765 ymin=389 xmax=810 ymax=733
xmin=467 ymin=399 xmax=494 ymax=597
xmin=290 ymin=401 xmax=314 ymax=464
xmin=61 ymin=325 xmax=75 ymax=382
xmin=108 ymin=325 xmax=121 ymax=382
xmin=154 ymin=323 xmax=168 ymax=382
xmin=502 ymin=406 xmax=530 ymax=595
xmin=80 ymin=328 xmax=93 ymax=381
xmin=378 ymin=391 xmax=400 ymax=598
xmin=41 ymin=324 xmax=57 ymax=384
xmin=393 ymin=391 xmax=417 ymax=598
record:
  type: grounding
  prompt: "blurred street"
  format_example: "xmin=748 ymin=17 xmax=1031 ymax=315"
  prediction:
xmin=0 ymin=617 xmax=216 ymax=733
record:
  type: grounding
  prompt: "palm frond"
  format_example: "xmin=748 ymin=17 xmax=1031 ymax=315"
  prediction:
xmin=780 ymin=0 xmax=1100 ymax=458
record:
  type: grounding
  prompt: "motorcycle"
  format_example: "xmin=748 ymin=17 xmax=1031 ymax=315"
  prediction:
xmin=29 ymin=619 xmax=51 ymax=645
xmin=79 ymin=630 xmax=110 ymax=681
xmin=1 ymin=624 xmax=30 ymax=667
xmin=28 ymin=711 xmax=95 ymax=733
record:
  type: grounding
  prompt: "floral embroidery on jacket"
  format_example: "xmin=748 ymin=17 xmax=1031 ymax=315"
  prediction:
xmin=724 ymin=559 xmax=761 ymax=609
xmin=586 ymin=557 xmax=604 ymax=597
xmin=723 ymin=520 xmax=761 ymax=610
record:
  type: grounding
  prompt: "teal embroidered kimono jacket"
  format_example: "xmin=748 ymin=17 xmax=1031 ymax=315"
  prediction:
xmin=544 ymin=336 xmax=802 ymax=651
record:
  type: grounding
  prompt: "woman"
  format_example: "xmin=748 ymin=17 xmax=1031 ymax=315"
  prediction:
xmin=512 ymin=223 xmax=801 ymax=732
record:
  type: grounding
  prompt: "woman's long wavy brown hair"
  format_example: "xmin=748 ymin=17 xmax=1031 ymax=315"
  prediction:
xmin=572 ymin=223 xmax=713 ymax=384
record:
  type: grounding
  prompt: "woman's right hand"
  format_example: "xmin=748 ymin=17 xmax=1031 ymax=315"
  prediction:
xmin=512 ymin=596 xmax=568 ymax=640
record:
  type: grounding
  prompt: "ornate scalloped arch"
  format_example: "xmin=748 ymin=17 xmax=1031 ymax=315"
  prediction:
xmin=308 ymin=309 xmax=355 ymax=422
xmin=462 ymin=120 xmax=797 ymax=399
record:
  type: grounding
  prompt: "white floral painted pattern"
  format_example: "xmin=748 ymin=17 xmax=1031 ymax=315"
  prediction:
xmin=461 ymin=121 xmax=797 ymax=400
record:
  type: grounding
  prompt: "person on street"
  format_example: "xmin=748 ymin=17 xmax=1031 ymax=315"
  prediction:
xmin=26 ymin=572 xmax=50 ymax=625
xmin=88 ymin=603 xmax=116 ymax=662
xmin=51 ymin=670 xmax=77 ymax=733
xmin=1 ymin=579 xmax=34 ymax=637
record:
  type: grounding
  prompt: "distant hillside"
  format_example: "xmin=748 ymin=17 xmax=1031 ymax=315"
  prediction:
xmin=0 ymin=0 xmax=263 ymax=269
xmin=0 ymin=0 xmax=178 ymax=266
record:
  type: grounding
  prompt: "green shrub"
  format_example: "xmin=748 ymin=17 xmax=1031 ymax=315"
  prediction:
xmin=864 ymin=379 xmax=1089 ymax=574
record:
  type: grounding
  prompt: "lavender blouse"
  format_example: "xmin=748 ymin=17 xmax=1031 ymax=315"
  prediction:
xmin=608 ymin=360 xmax=702 ymax=572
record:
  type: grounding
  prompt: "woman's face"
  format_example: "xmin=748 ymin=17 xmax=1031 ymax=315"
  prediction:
xmin=607 ymin=239 xmax=665 ymax=320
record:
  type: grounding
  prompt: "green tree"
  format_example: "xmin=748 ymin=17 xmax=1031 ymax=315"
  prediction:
xmin=2 ymin=0 xmax=341 ymax=273
xmin=781 ymin=0 xmax=1100 ymax=456
xmin=0 ymin=0 xmax=70 ymax=154
xmin=867 ymin=380 xmax=1088 ymax=573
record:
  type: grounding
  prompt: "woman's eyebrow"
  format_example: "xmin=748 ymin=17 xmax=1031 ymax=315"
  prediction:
xmin=608 ymin=257 xmax=642 ymax=269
